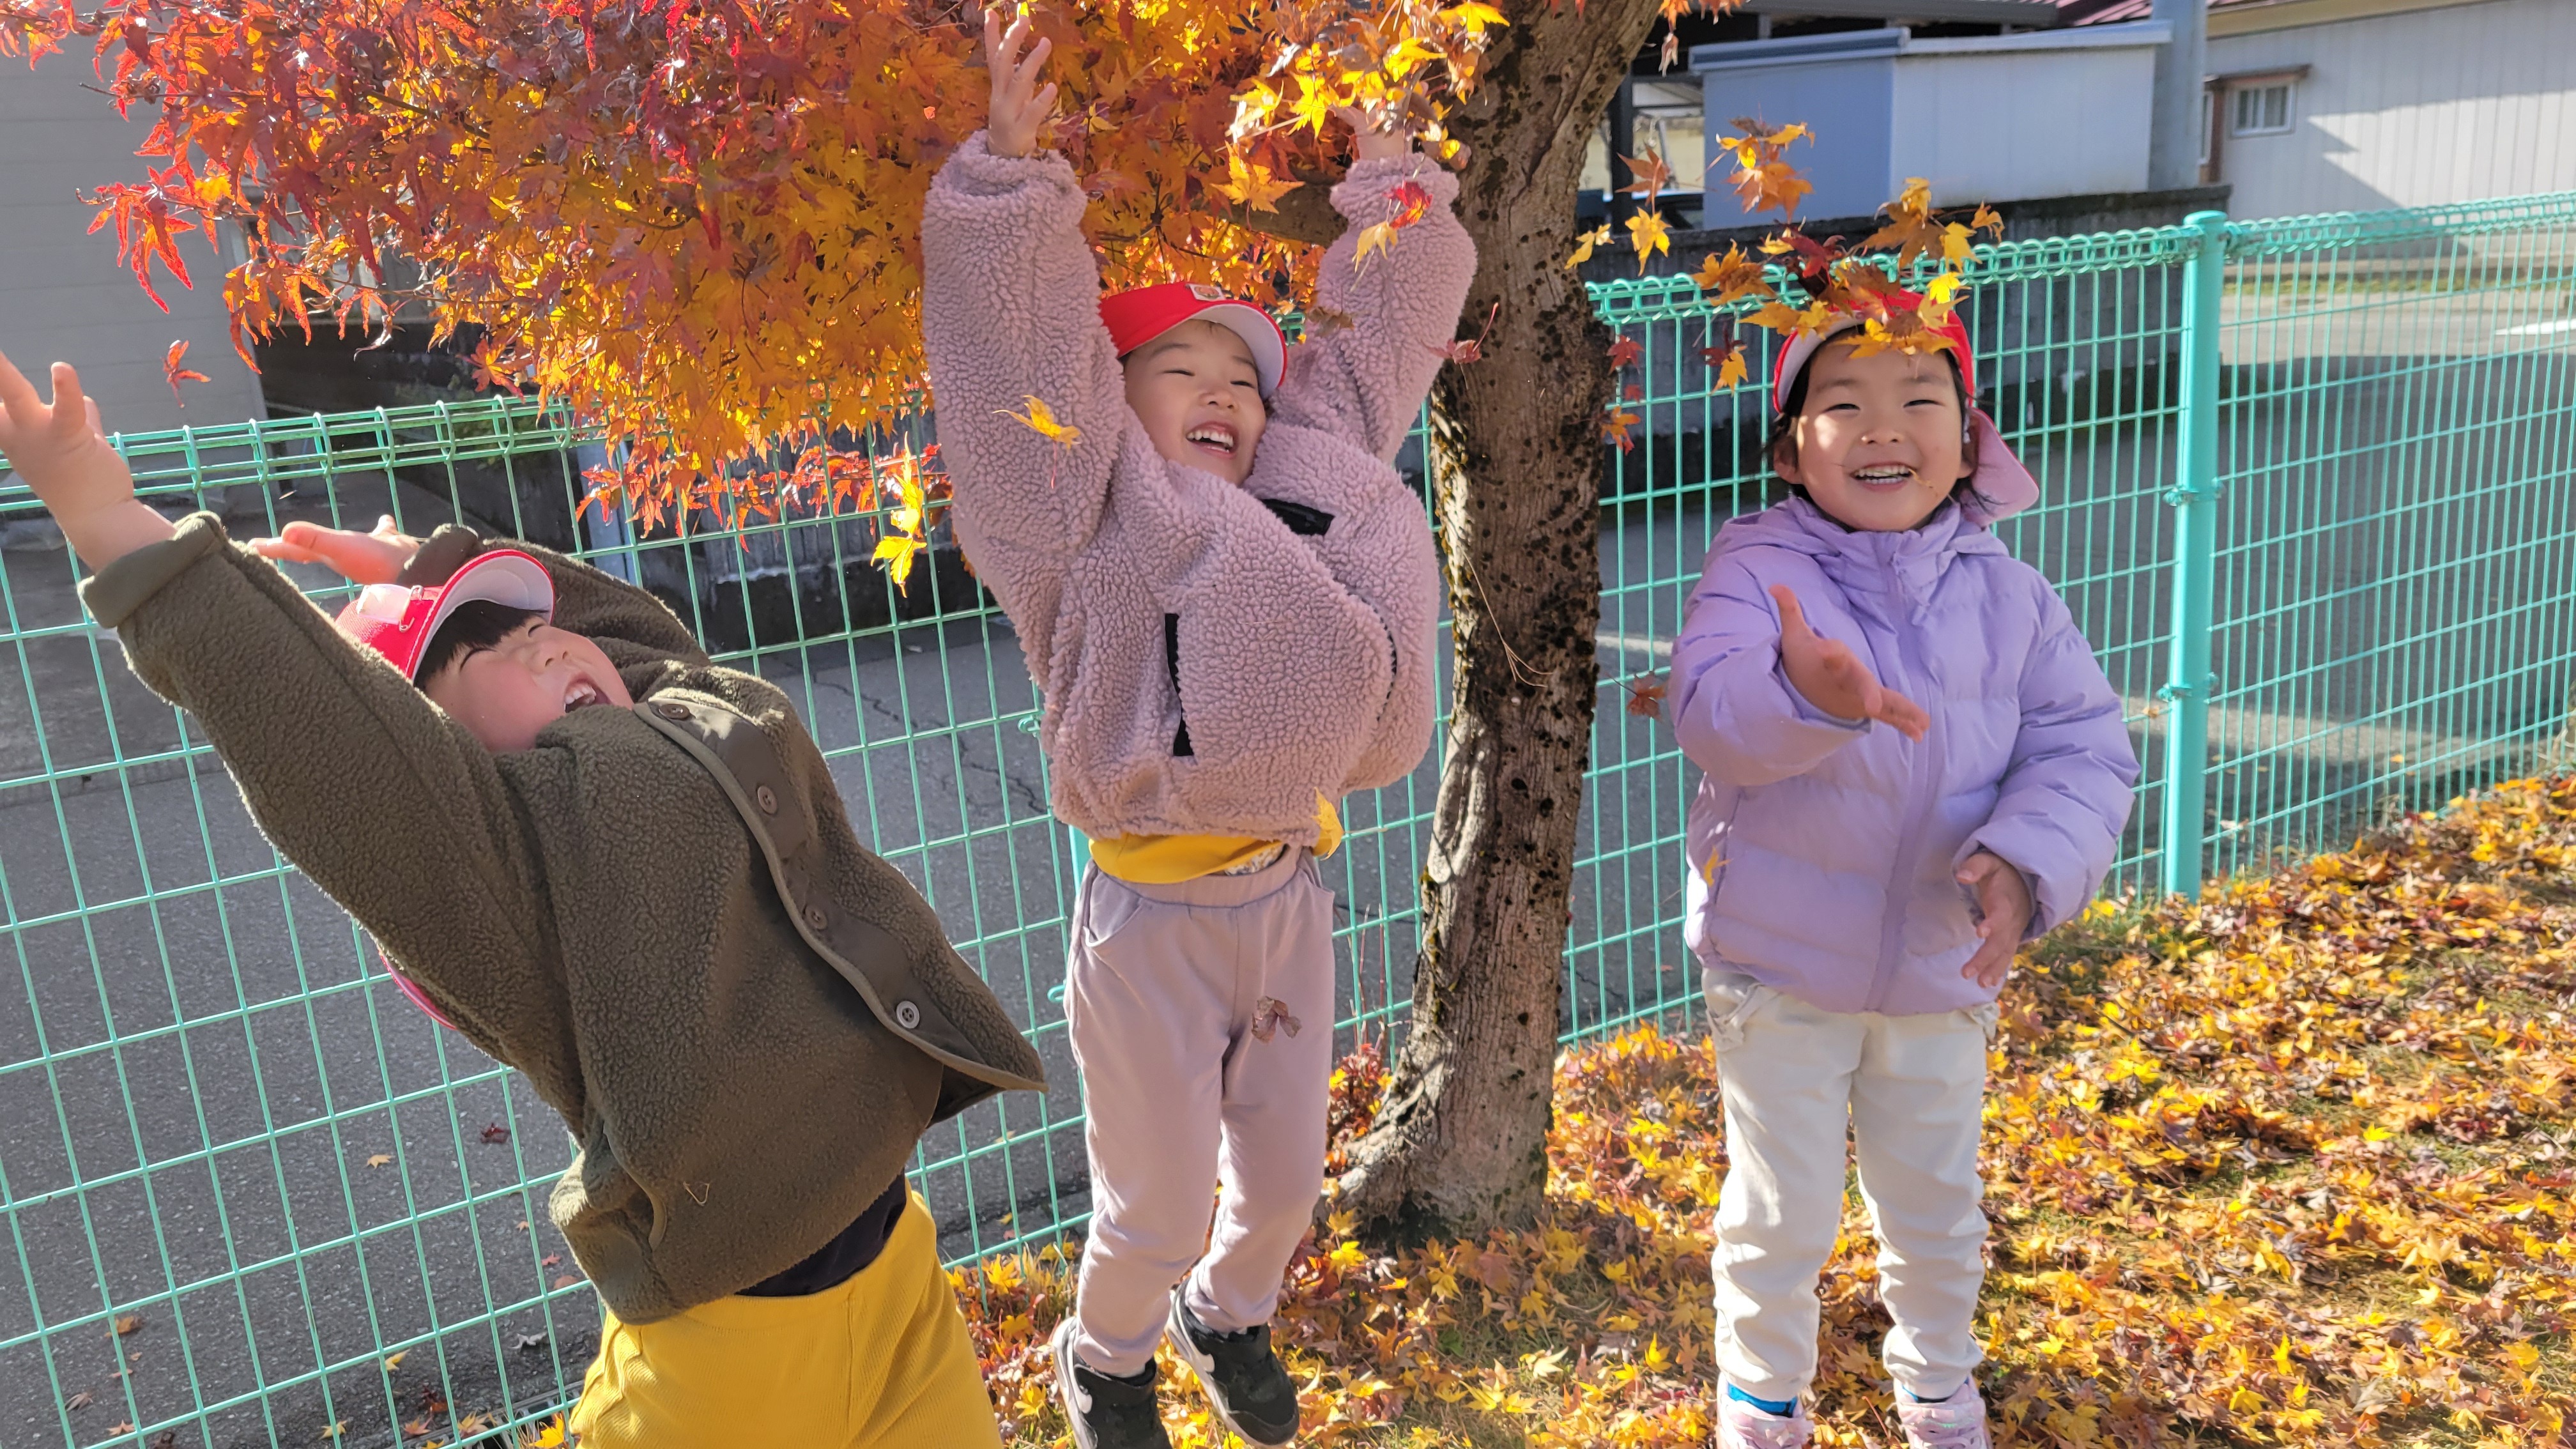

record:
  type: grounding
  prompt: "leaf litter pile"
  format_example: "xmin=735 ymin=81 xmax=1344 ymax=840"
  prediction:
xmin=959 ymin=776 xmax=2576 ymax=1446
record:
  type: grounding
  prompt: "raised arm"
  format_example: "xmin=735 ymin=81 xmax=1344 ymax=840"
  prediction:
xmin=1270 ymin=155 xmax=1476 ymax=462
xmin=1958 ymin=586 xmax=2140 ymax=938
xmin=80 ymin=517 xmax=574 ymax=1076
xmin=920 ymin=17 xmax=1130 ymax=645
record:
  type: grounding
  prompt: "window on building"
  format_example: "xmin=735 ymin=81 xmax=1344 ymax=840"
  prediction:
xmin=2230 ymin=82 xmax=2295 ymax=137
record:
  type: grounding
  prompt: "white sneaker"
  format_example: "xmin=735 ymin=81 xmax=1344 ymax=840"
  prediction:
xmin=1717 ymin=1391 xmax=1813 ymax=1448
xmin=1895 ymin=1384 xmax=1989 ymax=1449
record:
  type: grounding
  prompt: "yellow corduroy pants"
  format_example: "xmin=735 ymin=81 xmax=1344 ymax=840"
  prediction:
xmin=568 ymin=1193 xmax=1002 ymax=1448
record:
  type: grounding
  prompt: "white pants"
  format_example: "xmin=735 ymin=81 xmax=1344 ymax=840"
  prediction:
xmin=1064 ymin=850 xmax=1336 ymax=1377
xmin=1705 ymin=969 xmax=1995 ymax=1404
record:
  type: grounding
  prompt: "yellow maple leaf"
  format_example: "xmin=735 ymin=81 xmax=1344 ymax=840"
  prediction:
xmin=1353 ymin=220 xmax=1400 ymax=272
xmin=521 ymin=1416 xmax=569 ymax=1448
xmin=1439 ymin=2 xmax=1509 ymax=33
xmin=1714 ymin=349 xmax=1748 ymax=391
xmin=1565 ymin=223 xmax=1612 ymax=270
xmin=1211 ymin=152 xmax=1301 ymax=213
xmin=1624 ymin=210 xmax=1671 ymax=272
xmin=873 ymin=534 xmax=928 ymax=594
xmin=999 ymin=396 xmax=1081 ymax=447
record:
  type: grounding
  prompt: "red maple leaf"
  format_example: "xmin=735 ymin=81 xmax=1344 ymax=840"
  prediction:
xmin=162 ymin=341 xmax=210 ymax=406
xmin=1606 ymin=336 xmax=1644 ymax=369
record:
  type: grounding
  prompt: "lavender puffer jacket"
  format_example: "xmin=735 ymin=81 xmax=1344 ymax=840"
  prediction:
xmin=1673 ymin=496 xmax=2138 ymax=1016
xmin=920 ymin=136 xmax=1471 ymax=845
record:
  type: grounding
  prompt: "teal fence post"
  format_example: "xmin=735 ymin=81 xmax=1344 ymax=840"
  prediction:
xmin=2159 ymin=208 xmax=2229 ymax=898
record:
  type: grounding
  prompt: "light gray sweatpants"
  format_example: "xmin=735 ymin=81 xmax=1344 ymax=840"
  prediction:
xmin=1064 ymin=848 xmax=1337 ymax=1377
xmin=1705 ymin=969 xmax=1997 ymax=1405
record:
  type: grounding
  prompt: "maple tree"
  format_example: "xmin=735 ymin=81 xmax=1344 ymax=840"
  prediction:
xmin=0 ymin=0 xmax=1506 ymax=519
xmin=956 ymin=774 xmax=2576 ymax=1445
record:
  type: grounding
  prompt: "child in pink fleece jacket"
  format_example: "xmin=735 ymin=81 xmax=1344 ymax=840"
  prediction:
xmin=920 ymin=15 xmax=1473 ymax=1449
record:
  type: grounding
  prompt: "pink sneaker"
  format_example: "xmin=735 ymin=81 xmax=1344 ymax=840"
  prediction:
xmin=1717 ymin=1392 xmax=1812 ymax=1449
xmin=1896 ymin=1385 xmax=1989 ymax=1449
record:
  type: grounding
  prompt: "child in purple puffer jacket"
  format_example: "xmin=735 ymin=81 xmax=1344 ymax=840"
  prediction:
xmin=919 ymin=15 xmax=1473 ymax=1449
xmin=1671 ymin=303 xmax=2138 ymax=1449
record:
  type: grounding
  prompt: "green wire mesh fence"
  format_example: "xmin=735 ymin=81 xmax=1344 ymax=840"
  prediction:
xmin=2 ymin=188 xmax=2571 ymax=1448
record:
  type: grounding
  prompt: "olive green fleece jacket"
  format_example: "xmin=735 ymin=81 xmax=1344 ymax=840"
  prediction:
xmin=80 ymin=515 xmax=1046 ymax=1322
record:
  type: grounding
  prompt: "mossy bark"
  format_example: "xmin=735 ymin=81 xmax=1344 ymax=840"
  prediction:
xmin=1330 ymin=0 xmax=1667 ymax=1239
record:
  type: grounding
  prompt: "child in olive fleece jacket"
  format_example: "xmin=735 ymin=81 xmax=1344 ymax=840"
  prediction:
xmin=918 ymin=17 xmax=1473 ymax=1449
xmin=0 ymin=349 xmax=1046 ymax=1449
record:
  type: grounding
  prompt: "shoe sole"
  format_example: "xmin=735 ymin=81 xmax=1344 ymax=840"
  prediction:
xmin=1163 ymin=1291 xmax=1297 ymax=1448
xmin=1052 ymin=1319 xmax=1102 ymax=1449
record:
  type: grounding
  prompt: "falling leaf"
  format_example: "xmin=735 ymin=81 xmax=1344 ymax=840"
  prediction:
xmin=552 ymin=1273 xmax=585 ymax=1290
xmin=110 ymin=1425 xmax=134 ymax=1436
xmin=1624 ymin=210 xmax=1671 ymax=272
xmin=521 ymin=1417 xmax=569 ymax=1448
xmin=1623 ymin=673 xmax=1668 ymax=719
xmin=1690 ymin=244 xmax=1774 ymax=305
xmin=66 ymin=1391 xmax=92 ymax=1410
xmin=1701 ymin=337 xmax=1747 ymax=391
xmin=1351 ymin=220 xmax=1400 ymax=271
xmin=383 ymin=1350 xmax=407 ymax=1372
xmin=112 ymin=1314 xmax=143 ymax=1336
xmin=873 ymin=534 xmax=928 ymax=594
xmin=1384 ymin=180 xmax=1434 ymax=229
xmin=998 ymin=397 xmax=1081 ymax=448
xmin=478 ymin=1121 xmax=510 ymax=1145
xmin=455 ymin=1411 xmax=500 ymax=1434
xmin=512 ymin=1331 xmax=548 ymax=1352
xmin=1565 ymin=223 xmax=1612 ymax=270
xmin=365 ymin=1154 xmax=393 ymax=1169
xmin=1430 ymin=301 xmax=1499 ymax=365
xmin=402 ymin=1420 xmax=431 ymax=1437
xmin=1303 ymin=305 xmax=1357 ymax=341
xmin=319 ymin=1422 xmax=348 ymax=1441
xmin=1606 ymin=337 xmax=1643 ymax=370
xmin=1601 ymin=407 xmax=1641 ymax=452
xmin=162 ymin=340 xmax=210 ymax=406
xmin=1616 ymin=148 xmax=1675 ymax=200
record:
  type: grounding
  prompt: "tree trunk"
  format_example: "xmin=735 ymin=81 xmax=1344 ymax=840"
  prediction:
xmin=1334 ymin=0 xmax=1669 ymax=1238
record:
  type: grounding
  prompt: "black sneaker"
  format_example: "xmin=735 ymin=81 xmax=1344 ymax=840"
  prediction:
xmin=1052 ymin=1317 xmax=1172 ymax=1449
xmin=1165 ymin=1289 xmax=1301 ymax=1446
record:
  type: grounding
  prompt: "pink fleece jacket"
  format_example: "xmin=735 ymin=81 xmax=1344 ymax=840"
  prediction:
xmin=920 ymin=135 xmax=1474 ymax=845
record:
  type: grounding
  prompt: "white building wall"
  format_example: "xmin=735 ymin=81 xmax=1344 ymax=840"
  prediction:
xmin=0 ymin=52 xmax=264 ymax=439
xmin=2209 ymin=0 xmax=2576 ymax=217
xmin=1888 ymin=31 xmax=2163 ymax=208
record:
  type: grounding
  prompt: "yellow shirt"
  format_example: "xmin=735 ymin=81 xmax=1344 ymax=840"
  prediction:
xmin=1089 ymin=798 xmax=1344 ymax=884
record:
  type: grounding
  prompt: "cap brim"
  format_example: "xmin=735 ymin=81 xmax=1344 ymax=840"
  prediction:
xmin=1153 ymin=302 xmax=1287 ymax=399
xmin=411 ymin=550 xmax=556 ymax=680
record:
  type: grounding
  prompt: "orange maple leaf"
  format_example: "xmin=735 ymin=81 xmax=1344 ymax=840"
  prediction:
xmin=162 ymin=339 xmax=210 ymax=406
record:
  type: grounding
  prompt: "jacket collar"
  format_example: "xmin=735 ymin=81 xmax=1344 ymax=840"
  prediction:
xmin=1740 ymin=496 xmax=2007 ymax=623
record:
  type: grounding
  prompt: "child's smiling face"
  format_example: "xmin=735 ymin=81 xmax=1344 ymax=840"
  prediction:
xmin=1121 ymin=319 xmax=1267 ymax=486
xmin=424 ymin=620 xmax=632 ymax=753
xmin=1774 ymin=342 xmax=1972 ymax=532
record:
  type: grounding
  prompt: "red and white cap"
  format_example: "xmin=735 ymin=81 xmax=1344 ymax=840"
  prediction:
xmin=332 ymin=549 xmax=556 ymax=682
xmin=1768 ymin=296 xmax=2039 ymax=525
xmin=1098 ymin=282 xmax=1288 ymax=398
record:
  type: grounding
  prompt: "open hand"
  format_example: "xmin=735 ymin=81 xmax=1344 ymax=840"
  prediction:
xmin=1330 ymin=104 xmax=1409 ymax=164
xmin=0 ymin=349 xmax=172 ymax=567
xmin=981 ymin=9 xmax=1057 ymax=158
xmin=250 ymin=516 xmax=424 ymax=585
xmin=1769 ymin=584 xmax=1929 ymax=740
xmin=1956 ymin=850 xmax=2032 ymax=988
